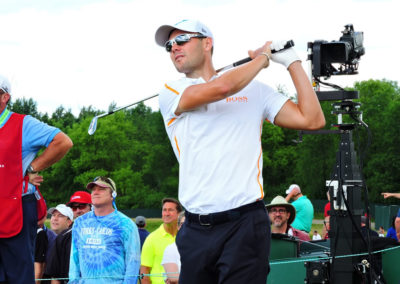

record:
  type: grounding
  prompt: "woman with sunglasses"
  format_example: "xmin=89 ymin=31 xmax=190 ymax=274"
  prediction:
xmin=154 ymin=19 xmax=325 ymax=284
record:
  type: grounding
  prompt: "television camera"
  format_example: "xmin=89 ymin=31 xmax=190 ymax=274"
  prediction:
xmin=303 ymin=25 xmax=385 ymax=284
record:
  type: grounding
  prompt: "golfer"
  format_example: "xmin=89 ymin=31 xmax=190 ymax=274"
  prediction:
xmin=155 ymin=19 xmax=325 ymax=283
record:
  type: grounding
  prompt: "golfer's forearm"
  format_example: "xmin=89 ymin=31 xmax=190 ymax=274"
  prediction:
xmin=177 ymin=55 xmax=267 ymax=113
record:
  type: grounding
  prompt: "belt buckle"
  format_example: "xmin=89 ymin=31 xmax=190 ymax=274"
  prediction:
xmin=198 ymin=214 xmax=211 ymax=226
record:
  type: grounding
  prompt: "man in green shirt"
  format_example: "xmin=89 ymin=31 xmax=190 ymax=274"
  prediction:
xmin=285 ymin=184 xmax=314 ymax=233
xmin=140 ymin=198 xmax=183 ymax=284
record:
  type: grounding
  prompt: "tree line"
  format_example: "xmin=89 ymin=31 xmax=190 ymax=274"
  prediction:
xmin=9 ymin=79 xmax=400 ymax=209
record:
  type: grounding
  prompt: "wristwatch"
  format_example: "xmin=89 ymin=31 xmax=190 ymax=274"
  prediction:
xmin=27 ymin=164 xmax=38 ymax=174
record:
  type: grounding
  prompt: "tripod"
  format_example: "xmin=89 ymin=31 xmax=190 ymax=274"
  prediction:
xmin=304 ymin=90 xmax=383 ymax=283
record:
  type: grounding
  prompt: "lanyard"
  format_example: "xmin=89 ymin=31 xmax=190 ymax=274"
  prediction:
xmin=0 ymin=108 xmax=10 ymax=127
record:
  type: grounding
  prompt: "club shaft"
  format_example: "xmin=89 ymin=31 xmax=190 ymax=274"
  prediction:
xmin=96 ymin=94 xmax=159 ymax=118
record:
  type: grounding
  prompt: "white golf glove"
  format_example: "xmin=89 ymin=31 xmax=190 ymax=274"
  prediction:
xmin=270 ymin=40 xmax=301 ymax=69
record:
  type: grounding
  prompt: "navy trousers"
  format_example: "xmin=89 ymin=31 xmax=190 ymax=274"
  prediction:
xmin=0 ymin=194 xmax=37 ymax=284
xmin=177 ymin=203 xmax=271 ymax=284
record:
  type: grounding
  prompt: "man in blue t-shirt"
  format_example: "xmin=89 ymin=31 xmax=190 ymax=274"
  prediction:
xmin=69 ymin=177 xmax=141 ymax=283
xmin=135 ymin=216 xmax=150 ymax=250
xmin=285 ymin=184 xmax=314 ymax=233
xmin=0 ymin=74 xmax=73 ymax=284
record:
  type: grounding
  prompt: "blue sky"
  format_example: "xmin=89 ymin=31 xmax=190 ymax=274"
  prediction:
xmin=1 ymin=0 xmax=398 ymax=116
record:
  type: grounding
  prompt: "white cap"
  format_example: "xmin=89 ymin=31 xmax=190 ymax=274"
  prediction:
xmin=0 ymin=74 xmax=11 ymax=94
xmin=48 ymin=204 xmax=74 ymax=221
xmin=155 ymin=19 xmax=213 ymax=47
xmin=286 ymin=184 xmax=301 ymax=195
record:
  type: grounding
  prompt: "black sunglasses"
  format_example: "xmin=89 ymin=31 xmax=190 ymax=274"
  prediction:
xmin=165 ymin=33 xmax=207 ymax=52
xmin=94 ymin=176 xmax=115 ymax=192
xmin=68 ymin=204 xmax=90 ymax=211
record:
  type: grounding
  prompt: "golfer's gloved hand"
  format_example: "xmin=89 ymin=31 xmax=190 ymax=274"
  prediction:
xmin=270 ymin=40 xmax=301 ymax=69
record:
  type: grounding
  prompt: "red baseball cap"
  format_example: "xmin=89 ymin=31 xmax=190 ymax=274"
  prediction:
xmin=67 ymin=191 xmax=92 ymax=205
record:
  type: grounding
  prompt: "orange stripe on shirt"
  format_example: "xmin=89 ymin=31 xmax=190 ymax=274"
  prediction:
xmin=165 ymin=84 xmax=179 ymax=95
xmin=174 ymin=136 xmax=181 ymax=157
xmin=167 ymin=118 xmax=176 ymax=126
xmin=257 ymin=120 xmax=264 ymax=199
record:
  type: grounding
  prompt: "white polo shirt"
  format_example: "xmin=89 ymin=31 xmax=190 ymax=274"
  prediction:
xmin=158 ymin=76 xmax=288 ymax=214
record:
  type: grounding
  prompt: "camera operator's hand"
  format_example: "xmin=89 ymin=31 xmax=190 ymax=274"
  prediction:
xmin=270 ymin=40 xmax=301 ymax=69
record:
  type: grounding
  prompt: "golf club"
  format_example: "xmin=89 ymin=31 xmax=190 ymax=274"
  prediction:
xmin=88 ymin=94 xmax=158 ymax=135
xmin=88 ymin=40 xmax=295 ymax=135
xmin=216 ymin=40 xmax=294 ymax=73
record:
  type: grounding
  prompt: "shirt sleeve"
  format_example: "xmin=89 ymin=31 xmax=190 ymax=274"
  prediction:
xmin=253 ymin=81 xmax=289 ymax=124
xmin=123 ymin=221 xmax=141 ymax=283
xmin=68 ymin=224 xmax=81 ymax=283
xmin=22 ymin=115 xmax=60 ymax=158
xmin=158 ymin=79 xmax=194 ymax=130
xmin=161 ymin=243 xmax=177 ymax=265
xmin=140 ymin=233 xmax=155 ymax=268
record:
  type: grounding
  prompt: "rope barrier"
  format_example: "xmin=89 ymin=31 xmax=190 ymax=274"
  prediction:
xmin=270 ymin=245 xmax=400 ymax=265
xmin=35 ymin=245 xmax=400 ymax=281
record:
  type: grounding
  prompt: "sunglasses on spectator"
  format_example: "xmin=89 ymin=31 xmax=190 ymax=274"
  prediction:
xmin=68 ymin=204 xmax=89 ymax=211
xmin=94 ymin=176 xmax=116 ymax=192
xmin=165 ymin=33 xmax=207 ymax=52
xmin=269 ymin=208 xmax=287 ymax=214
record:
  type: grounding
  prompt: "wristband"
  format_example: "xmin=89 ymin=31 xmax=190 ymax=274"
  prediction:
xmin=260 ymin=52 xmax=271 ymax=60
xmin=27 ymin=164 xmax=38 ymax=174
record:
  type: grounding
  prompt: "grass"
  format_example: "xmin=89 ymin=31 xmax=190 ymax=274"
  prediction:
xmin=140 ymin=218 xmax=163 ymax=232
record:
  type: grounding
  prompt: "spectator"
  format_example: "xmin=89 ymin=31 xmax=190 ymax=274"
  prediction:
xmin=0 ymin=74 xmax=73 ymax=284
xmin=381 ymin=192 xmax=400 ymax=241
xmin=140 ymin=198 xmax=182 ymax=284
xmin=35 ymin=215 xmax=56 ymax=284
xmin=285 ymin=184 xmax=314 ymax=233
xmin=48 ymin=205 xmax=74 ymax=235
xmin=69 ymin=177 xmax=140 ymax=283
xmin=45 ymin=191 xmax=92 ymax=284
xmin=386 ymin=216 xmax=398 ymax=241
xmin=67 ymin=191 xmax=92 ymax=218
xmin=266 ymin=196 xmax=310 ymax=242
xmin=323 ymin=216 xmax=330 ymax=239
xmin=135 ymin=216 xmax=150 ymax=250
xmin=378 ymin=226 xmax=385 ymax=237
xmin=161 ymin=211 xmax=186 ymax=284
xmin=361 ymin=215 xmax=379 ymax=239
xmin=324 ymin=191 xmax=331 ymax=217
xmin=312 ymin=230 xmax=322 ymax=241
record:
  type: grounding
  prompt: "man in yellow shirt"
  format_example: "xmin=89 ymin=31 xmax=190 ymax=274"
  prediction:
xmin=140 ymin=198 xmax=182 ymax=284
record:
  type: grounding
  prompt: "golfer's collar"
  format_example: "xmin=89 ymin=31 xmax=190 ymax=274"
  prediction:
xmin=184 ymin=73 xmax=219 ymax=84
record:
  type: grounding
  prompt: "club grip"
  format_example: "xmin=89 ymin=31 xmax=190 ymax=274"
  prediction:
xmin=271 ymin=40 xmax=294 ymax=54
xmin=232 ymin=57 xmax=252 ymax=67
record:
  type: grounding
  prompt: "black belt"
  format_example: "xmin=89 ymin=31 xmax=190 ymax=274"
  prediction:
xmin=22 ymin=194 xmax=36 ymax=202
xmin=186 ymin=200 xmax=265 ymax=226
